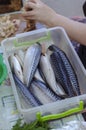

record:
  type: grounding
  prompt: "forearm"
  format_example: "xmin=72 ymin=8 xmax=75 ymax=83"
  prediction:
xmin=23 ymin=0 xmax=86 ymax=46
xmin=47 ymin=14 xmax=86 ymax=46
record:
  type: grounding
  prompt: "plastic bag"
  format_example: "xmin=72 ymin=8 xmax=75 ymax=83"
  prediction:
xmin=51 ymin=121 xmax=86 ymax=130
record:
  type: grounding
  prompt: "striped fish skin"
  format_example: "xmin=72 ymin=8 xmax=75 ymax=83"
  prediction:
xmin=35 ymin=79 xmax=62 ymax=100
xmin=23 ymin=43 xmax=42 ymax=87
xmin=50 ymin=52 xmax=76 ymax=97
xmin=13 ymin=73 xmax=40 ymax=107
xmin=30 ymin=79 xmax=61 ymax=105
xmin=48 ymin=45 xmax=80 ymax=95
xmin=39 ymin=53 xmax=66 ymax=97
xmin=37 ymin=64 xmax=47 ymax=83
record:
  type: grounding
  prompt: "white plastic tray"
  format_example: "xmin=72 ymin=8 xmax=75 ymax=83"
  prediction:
xmin=1 ymin=27 xmax=86 ymax=123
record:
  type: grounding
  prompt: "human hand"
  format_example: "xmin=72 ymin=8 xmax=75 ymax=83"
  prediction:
xmin=22 ymin=0 xmax=57 ymax=26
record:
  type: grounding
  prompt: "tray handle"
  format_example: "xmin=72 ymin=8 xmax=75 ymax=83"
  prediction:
xmin=14 ymin=30 xmax=51 ymax=47
xmin=36 ymin=101 xmax=84 ymax=122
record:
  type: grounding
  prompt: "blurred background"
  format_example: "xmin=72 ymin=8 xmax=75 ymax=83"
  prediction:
xmin=42 ymin=0 xmax=86 ymax=17
xmin=0 ymin=0 xmax=85 ymax=17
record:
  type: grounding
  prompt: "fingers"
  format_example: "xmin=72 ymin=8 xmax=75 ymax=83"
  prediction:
xmin=22 ymin=10 xmax=36 ymax=20
xmin=22 ymin=13 xmax=36 ymax=20
xmin=29 ymin=0 xmax=40 ymax=3
xmin=24 ymin=2 xmax=36 ymax=11
xmin=22 ymin=1 xmax=37 ymax=20
xmin=22 ymin=9 xmax=36 ymax=20
xmin=22 ymin=0 xmax=42 ymax=21
xmin=22 ymin=10 xmax=35 ymax=17
xmin=23 ymin=16 xmax=35 ymax=20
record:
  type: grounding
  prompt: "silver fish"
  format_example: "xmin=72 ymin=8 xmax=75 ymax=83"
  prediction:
xmin=34 ymin=68 xmax=45 ymax=83
xmin=14 ymin=54 xmax=23 ymax=69
xmin=9 ymin=54 xmax=14 ymax=70
xmin=13 ymin=73 xmax=40 ymax=107
xmin=30 ymin=79 xmax=61 ymax=105
xmin=17 ymin=50 xmax=25 ymax=67
xmin=23 ymin=43 xmax=42 ymax=87
xmin=39 ymin=53 xmax=66 ymax=97
xmin=9 ymin=55 xmax=24 ymax=83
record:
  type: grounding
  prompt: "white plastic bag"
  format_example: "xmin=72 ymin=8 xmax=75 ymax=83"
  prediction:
xmin=51 ymin=121 xmax=86 ymax=130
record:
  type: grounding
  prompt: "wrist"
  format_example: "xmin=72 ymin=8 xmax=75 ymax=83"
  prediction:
xmin=45 ymin=13 xmax=59 ymax=27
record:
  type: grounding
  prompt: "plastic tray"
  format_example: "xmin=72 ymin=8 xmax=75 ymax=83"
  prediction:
xmin=1 ymin=27 xmax=86 ymax=123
